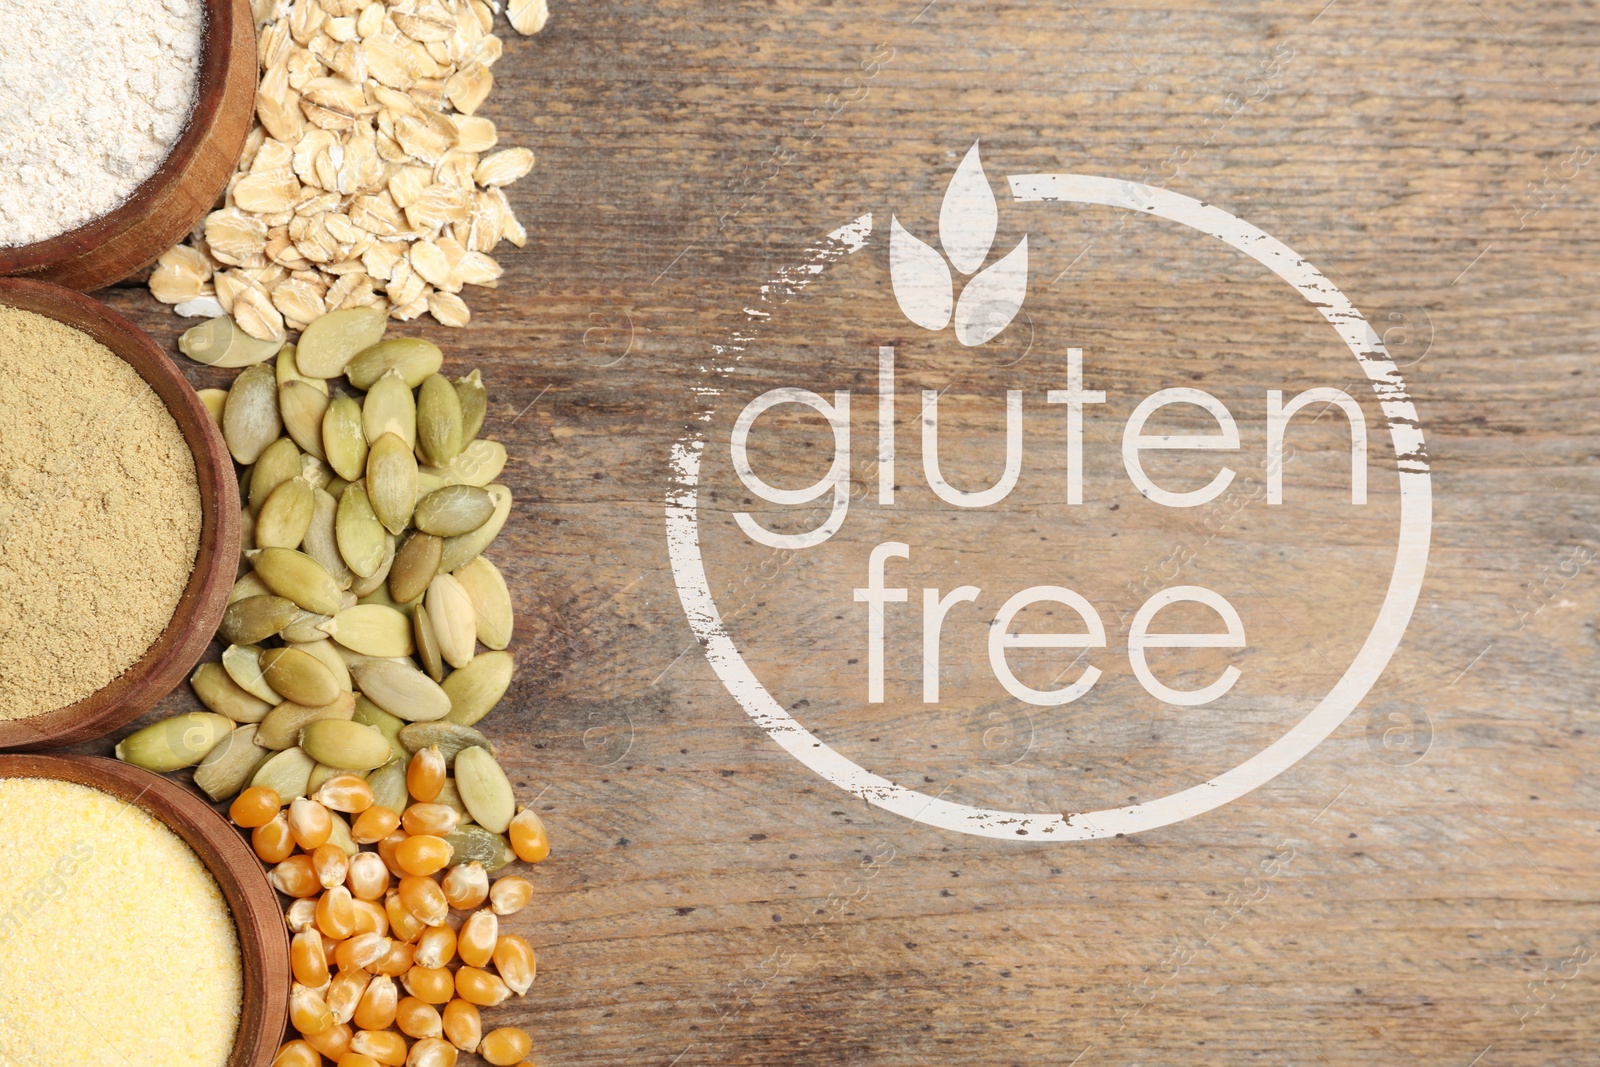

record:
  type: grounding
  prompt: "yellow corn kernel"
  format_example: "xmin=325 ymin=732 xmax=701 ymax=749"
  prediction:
xmin=271 ymin=855 xmax=322 ymax=898
xmin=351 ymin=897 xmax=390 ymax=938
xmin=441 ymin=861 xmax=488 ymax=910
xmin=396 ymin=995 xmax=443 ymax=1039
xmin=403 ymin=964 xmax=456 ymax=1005
xmin=457 ymin=909 xmax=496 ymax=968
xmin=415 ymin=923 xmax=456 ymax=969
xmin=317 ymin=884 xmax=359 ymax=940
xmin=352 ymin=973 xmax=398 ymax=1031
xmin=272 ymin=1039 xmax=321 ymax=1067
xmin=313 ymin=842 xmax=351 ymax=888
xmin=335 ymin=931 xmax=391 ymax=971
xmin=349 ymin=1029 xmax=408 ymax=1066
xmin=337 ymin=1054 xmax=382 ymax=1067
xmin=314 ymin=774 xmax=375 ymax=813
xmin=407 ymin=745 xmax=446 ymax=803
xmin=480 ymin=1027 xmax=532 ymax=1066
xmin=385 ymin=890 xmax=427 ymax=942
xmin=347 ymin=851 xmax=391 ymax=901
xmin=292 ymin=928 xmax=331 ymax=987
xmin=289 ymin=797 xmax=335 ymax=850
xmin=303 ymin=1022 xmax=354 ymax=1061
xmin=290 ymin=982 xmax=335 ymax=1036
xmin=454 ymin=965 xmax=510 ymax=1007
xmin=398 ymin=874 xmax=449 ymax=926
xmin=377 ymin=829 xmax=410 ymax=879
xmin=232 ymin=785 xmax=283 ymax=827
xmin=401 ymin=802 xmax=460 ymax=837
xmin=327 ymin=967 xmax=370 ymax=1024
xmin=406 ymin=1036 xmax=459 ymax=1067
xmin=488 ymin=875 xmax=532 ymax=916
xmin=253 ymin=813 xmax=296 ymax=864
xmin=372 ymin=938 xmax=416 ymax=977
xmin=492 ymin=934 xmax=536 ymax=996
xmin=507 ymin=808 xmax=549 ymax=864
xmin=351 ymin=804 xmax=401 ymax=844
xmin=396 ymin=834 xmax=453 ymax=876
xmin=286 ymin=897 xmax=319 ymax=933
xmin=441 ymin=999 xmax=481 ymax=1053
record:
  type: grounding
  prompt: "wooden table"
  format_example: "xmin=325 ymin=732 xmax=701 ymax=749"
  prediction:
xmin=82 ymin=0 xmax=1600 ymax=1062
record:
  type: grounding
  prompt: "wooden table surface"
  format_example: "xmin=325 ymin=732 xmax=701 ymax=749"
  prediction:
xmin=75 ymin=0 xmax=1600 ymax=1062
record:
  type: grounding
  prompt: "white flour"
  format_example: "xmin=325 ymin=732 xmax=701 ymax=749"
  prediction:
xmin=0 ymin=0 xmax=204 ymax=247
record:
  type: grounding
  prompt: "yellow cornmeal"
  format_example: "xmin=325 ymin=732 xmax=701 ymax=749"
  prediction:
xmin=0 ymin=778 xmax=242 ymax=1067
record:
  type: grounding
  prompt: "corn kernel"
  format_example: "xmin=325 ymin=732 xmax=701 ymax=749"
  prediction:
xmin=290 ymin=797 xmax=334 ymax=850
xmin=349 ymin=1028 xmax=408 ymax=1066
xmin=402 ymin=802 xmax=460 ymax=837
xmin=480 ymin=1026 xmax=532 ymax=1066
xmin=313 ymin=842 xmax=351 ymax=888
xmin=372 ymin=938 xmax=416 ymax=977
xmin=338 ymin=1055 xmax=383 ymax=1067
xmin=407 ymin=745 xmax=446 ymax=802
xmin=315 ymin=774 xmax=376 ymax=813
xmin=396 ymin=834 xmax=453 ymax=876
xmin=507 ymin=808 xmax=549 ymax=864
xmin=441 ymin=999 xmax=481 ymax=1053
xmin=327 ymin=968 xmax=371 ymax=1024
xmin=271 ymin=855 xmax=322 ymax=898
xmin=347 ymin=851 xmax=391 ymax=900
xmin=286 ymin=897 xmax=320 ymax=933
xmin=232 ymin=785 xmax=283 ymax=827
xmin=351 ymin=804 xmax=401 ymax=844
xmin=273 ymin=1039 xmax=321 ymax=1067
xmin=291 ymin=982 xmax=335 ymax=1036
xmin=415 ymin=924 xmax=456 ymax=969
xmin=396 ymin=995 xmax=443 ymax=1039
xmin=386 ymin=890 xmax=428 ymax=942
xmin=303 ymin=1022 xmax=354 ymax=1061
xmin=335 ymin=931 xmax=391 ymax=971
xmin=352 ymin=897 xmax=390 ymax=938
xmin=441 ymin=862 xmax=488 ymax=910
xmin=352 ymin=974 xmax=398 ymax=1031
xmin=406 ymin=1036 xmax=459 ymax=1067
xmin=377 ymin=829 xmax=411 ymax=879
xmin=489 ymin=875 xmax=532 ymax=916
xmin=402 ymin=964 xmax=456 ymax=1005
xmin=317 ymin=884 xmax=359 ymax=940
xmin=398 ymin=874 xmax=449 ymax=926
xmin=454 ymin=965 xmax=510 ymax=1007
xmin=457 ymin=909 xmax=497 ymax=968
xmin=253 ymin=812 xmax=296 ymax=863
xmin=492 ymin=934 xmax=536 ymax=996
xmin=292 ymin=928 xmax=331 ymax=987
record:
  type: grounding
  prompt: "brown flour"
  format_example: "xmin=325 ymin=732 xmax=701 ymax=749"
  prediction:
xmin=0 ymin=307 xmax=200 ymax=719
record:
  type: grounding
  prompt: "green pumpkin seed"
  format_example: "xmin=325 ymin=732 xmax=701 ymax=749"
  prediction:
xmin=256 ymin=477 xmax=315 ymax=550
xmin=323 ymin=393 xmax=369 ymax=482
xmin=353 ymin=696 xmax=410 ymax=764
xmin=349 ymin=533 xmax=396 ymax=598
xmin=362 ymin=367 xmax=417 ymax=451
xmin=191 ymin=661 xmax=273 ymax=723
xmin=348 ymin=659 xmax=451 ymax=722
xmin=367 ymin=758 xmax=409 ymax=812
xmin=276 ymin=343 xmax=328 ymax=395
xmin=229 ymin=571 xmax=272 ymax=605
xmin=252 ymin=746 xmax=317 ymax=800
xmin=454 ymin=746 xmax=514 ymax=833
xmin=389 ymin=531 xmax=442 ymax=605
xmin=179 ymin=314 xmax=281 ymax=368
xmin=280 ymin=380 xmax=330 ymax=460
xmin=320 ymin=604 xmax=414 ymax=658
xmin=280 ymin=610 xmax=336 ymax=643
xmin=301 ymin=454 xmax=335 ymax=491
xmin=345 ymin=336 xmax=443 ymax=390
xmin=442 ymin=824 xmax=515 ymax=872
xmin=416 ymin=373 xmax=463 ymax=466
xmin=398 ymin=721 xmax=495 ymax=763
xmin=258 ymin=691 xmax=357 ymax=749
xmin=296 ymin=305 xmax=387 ymax=377
xmin=198 ymin=387 xmax=227 ymax=429
xmin=335 ymin=482 xmax=389 ymax=578
xmin=307 ymin=762 xmax=355 ymax=796
xmin=413 ymin=484 xmax=494 ymax=537
xmin=115 ymin=713 xmax=234 ymax=772
xmin=441 ymin=651 xmax=513 ymax=727
xmin=249 ymin=436 xmax=303 ymax=514
xmin=194 ymin=725 xmax=272 ymax=802
xmin=223 ymin=363 xmax=282 ymax=465
xmin=299 ymin=719 xmax=393 ymax=770
xmin=296 ymin=637 xmax=354 ymax=691
xmin=222 ymin=643 xmax=280 ymax=704
xmin=260 ymin=646 xmax=342 ymax=707
xmin=366 ymin=432 xmax=418 ymax=535
xmin=413 ymin=602 xmax=444 ymax=682
xmin=426 ymin=573 xmax=476 ymax=668
xmin=434 ymin=777 xmax=468 ymax=818
xmin=455 ymin=369 xmax=486 ymax=443
xmin=439 ymin=484 xmax=510 ymax=572
xmin=452 ymin=555 xmax=512 ymax=650
xmin=238 ymin=504 xmax=256 ymax=557
xmin=219 ymin=594 xmax=300 ymax=645
xmin=301 ymin=487 xmax=355 ymax=593
xmin=249 ymin=547 xmax=346 ymax=616
xmin=420 ymin=439 xmax=506 ymax=489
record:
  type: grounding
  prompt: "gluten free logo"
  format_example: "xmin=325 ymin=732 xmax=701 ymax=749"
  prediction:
xmin=666 ymin=144 xmax=1431 ymax=841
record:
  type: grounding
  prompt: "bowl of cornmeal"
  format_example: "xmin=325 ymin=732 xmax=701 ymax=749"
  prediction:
xmin=0 ymin=278 xmax=240 ymax=748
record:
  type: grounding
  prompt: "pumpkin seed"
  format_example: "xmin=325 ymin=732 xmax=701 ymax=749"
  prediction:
xmin=398 ymin=721 xmax=495 ymax=763
xmin=300 ymin=454 xmax=335 ymax=491
xmin=299 ymin=719 xmax=393 ymax=770
xmin=413 ymin=484 xmax=494 ymax=537
xmin=249 ymin=436 xmax=302 ymax=514
xmin=367 ymin=758 xmax=409 ymax=813
xmin=115 ymin=713 xmax=234 ymax=772
xmin=350 ymin=531 xmax=397 ymax=597
xmin=362 ymin=368 xmax=417 ymax=452
xmin=198 ymin=387 xmax=228 ymax=429
xmin=426 ymin=573 xmax=476 ymax=668
xmin=194 ymin=725 xmax=271 ymax=802
xmin=345 ymin=337 xmax=443 ymax=390
xmin=321 ymin=604 xmax=414 ymax=658
xmin=280 ymin=610 xmax=336 ymax=643
xmin=295 ymin=305 xmax=388 ymax=377
xmin=296 ymin=637 xmax=354 ymax=691
xmin=301 ymin=487 xmax=356 ymax=591
xmin=434 ymin=778 xmax=469 ymax=818
xmin=439 ymin=484 xmax=510 ymax=572
xmin=390 ymin=531 xmax=442 ymax=605
xmin=276 ymin=343 xmax=328 ymax=395
xmin=336 ymin=482 xmax=389 ymax=578
xmin=191 ymin=661 xmax=273 ymax=723
xmin=258 ymin=691 xmax=357 ymax=749
xmin=454 ymin=746 xmax=514 ymax=833
xmin=252 ymin=746 xmax=317 ymax=800
xmin=280 ymin=380 xmax=330 ymax=460
xmin=353 ymin=696 xmax=410 ymax=764
xmin=452 ymin=555 xmax=512 ymax=650
xmin=229 ymin=571 xmax=273 ymax=604
xmin=307 ymin=762 xmax=356 ymax=796
xmin=358 ymin=581 xmax=421 ymax=617
xmin=256 ymin=476 xmax=315 ymax=550
xmin=441 ymin=651 xmax=513 ymax=727
xmin=323 ymin=393 xmax=369 ymax=482
xmin=223 ymin=363 xmax=282 ymax=465
xmin=348 ymin=659 xmax=451 ymax=722
xmin=325 ymin=810 xmax=358 ymax=857
xmin=442 ymin=824 xmax=515 ymax=872
xmin=179 ymin=314 xmax=281 ymax=368
xmin=455 ymin=369 xmax=486 ymax=443
xmin=222 ymin=643 xmax=281 ymax=704
xmin=238 ymin=503 xmax=255 ymax=556
xmin=249 ymin=547 xmax=346 ymax=616
xmin=366 ymin=432 xmax=418 ymax=535
xmin=219 ymin=594 xmax=300 ymax=645
xmin=261 ymin=646 xmax=342 ymax=707
xmin=419 ymin=439 xmax=506 ymax=488
xmin=413 ymin=602 xmax=445 ymax=682
xmin=416 ymin=373 xmax=463 ymax=466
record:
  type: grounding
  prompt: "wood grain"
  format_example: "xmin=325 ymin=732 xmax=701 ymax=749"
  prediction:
xmin=67 ymin=0 xmax=1600 ymax=1063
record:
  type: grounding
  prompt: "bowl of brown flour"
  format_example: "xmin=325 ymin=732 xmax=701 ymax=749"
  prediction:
xmin=0 ymin=278 xmax=240 ymax=748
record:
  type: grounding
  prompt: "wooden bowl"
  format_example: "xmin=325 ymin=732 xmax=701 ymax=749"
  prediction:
xmin=0 ymin=278 xmax=240 ymax=749
xmin=0 ymin=754 xmax=287 ymax=1066
xmin=0 ymin=0 xmax=256 ymax=291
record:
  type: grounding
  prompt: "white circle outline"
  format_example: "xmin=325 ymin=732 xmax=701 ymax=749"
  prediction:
xmin=666 ymin=177 xmax=1431 ymax=840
